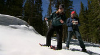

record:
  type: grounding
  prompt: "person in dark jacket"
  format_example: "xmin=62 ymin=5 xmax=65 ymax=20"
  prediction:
xmin=66 ymin=11 xmax=86 ymax=52
xmin=42 ymin=4 xmax=66 ymax=50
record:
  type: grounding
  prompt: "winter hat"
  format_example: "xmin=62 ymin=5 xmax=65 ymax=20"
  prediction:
xmin=59 ymin=4 xmax=64 ymax=9
xmin=71 ymin=11 xmax=76 ymax=14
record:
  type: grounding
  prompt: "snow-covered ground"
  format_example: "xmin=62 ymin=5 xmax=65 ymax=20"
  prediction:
xmin=0 ymin=14 xmax=100 ymax=55
xmin=0 ymin=14 xmax=28 ymax=26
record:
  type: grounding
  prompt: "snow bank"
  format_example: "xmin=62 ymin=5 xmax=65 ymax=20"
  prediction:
xmin=0 ymin=14 xmax=38 ymax=34
xmin=0 ymin=14 xmax=28 ymax=26
xmin=0 ymin=25 xmax=88 ymax=55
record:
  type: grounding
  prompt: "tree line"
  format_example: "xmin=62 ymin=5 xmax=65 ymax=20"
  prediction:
xmin=79 ymin=0 xmax=100 ymax=43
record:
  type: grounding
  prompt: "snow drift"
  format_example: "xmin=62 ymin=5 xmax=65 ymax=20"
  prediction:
xmin=0 ymin=14 xmax=28 ymax=26
xmin=0 ymin=14 xmax=38 ymax=34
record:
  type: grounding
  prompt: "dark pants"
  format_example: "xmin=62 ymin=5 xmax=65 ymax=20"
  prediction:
xmin=46 ymin=25 xmax=62 ymax=49
xmin=66 ymin=30 xmax=85 ymax=49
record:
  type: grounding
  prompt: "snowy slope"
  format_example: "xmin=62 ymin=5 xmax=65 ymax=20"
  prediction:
xmin=0 ymin=14 xmax=28 ymax=26
xmin=0 ymin=14 xmax=38 ymax=34
xmin=0 ymin=14 xmax=100 ymax=55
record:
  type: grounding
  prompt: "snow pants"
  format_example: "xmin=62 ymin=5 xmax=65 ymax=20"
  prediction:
xmin=46 ymin=25 xmax=62 ymax=49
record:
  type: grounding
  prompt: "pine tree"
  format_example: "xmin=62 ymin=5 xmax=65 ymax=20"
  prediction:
xmin=90 ymin=0 xmax=100 ymax=43
xmin=82 ymin=0 xmax=100 ymax=43
xmin=79 ymin=2 xmax=88 ymax=41
xmin=46 ymin=0 xmax=52 ymax=28
xmin=24 ymin=0 xmax=47 ymax=36
xmin=0 ymin=0 xmax=23 ymax=16
xmin=0 ymin=0 xmax=5 ymax=14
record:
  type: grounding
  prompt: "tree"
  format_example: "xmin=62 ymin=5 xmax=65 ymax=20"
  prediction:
xmin=89 ymin=0 xmax=100 ymax=43
xmin=0 ymin=0 xmax=23 ymax=16
xmin=79 ymin=2 xmax=89 ymax=41
xmin=79 ymin=0 xmax=100 ymax=43
xmin=24 ymin=0 xmax=47 ymax=36
xmin=0 ymin=0 xmax=5 ymax=14
xmin=46 ymin=0 xmax=52 ymax=28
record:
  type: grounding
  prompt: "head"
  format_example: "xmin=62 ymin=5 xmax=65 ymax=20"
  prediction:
xmin=71 ymin=11 xmax=76 ymax=18
xmin=58 ymin=4 xmax=64 ymax=13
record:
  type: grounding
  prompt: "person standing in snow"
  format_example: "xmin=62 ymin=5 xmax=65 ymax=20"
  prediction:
xmin=66 ymin=11 xmax=86 ymax=52
xmin=42 ymin=4 xmax=66 ymax=50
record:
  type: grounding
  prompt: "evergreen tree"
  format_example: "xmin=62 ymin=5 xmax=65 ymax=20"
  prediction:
xmin=0 ymin=0 xmax=5 ymax=14
xmin=89 ymin=0 xmax=100 ymax=43
xmin=79 ymin=0 xmax=100 ymax=43
xmin=0 ymin=0 xmax=23 ymax=16
xmin=46 ymin=0 xmax=52 ymax=28
xmin=79 ymin=2 xmax=88 ymax=41
xmin=24 ymin=0 xmax=47 ymax=36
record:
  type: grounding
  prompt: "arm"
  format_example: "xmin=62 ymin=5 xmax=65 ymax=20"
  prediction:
xmin=66 ymin=18 xmax=73 ymax=27
xmin=60 ymin=14 xmax=66 ymax=24
xmin=46 ymin=12 xmax=54 ymax=21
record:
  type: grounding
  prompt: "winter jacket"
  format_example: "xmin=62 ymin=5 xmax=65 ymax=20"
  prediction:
xmin=66 ymin=17 xmax=80 ymax=31
xmin=47 ymin=12 xmax=66 ymax=26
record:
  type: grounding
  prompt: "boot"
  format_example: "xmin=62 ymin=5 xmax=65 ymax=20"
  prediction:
xmin=82 ymin=48 xmax=87 ymax=52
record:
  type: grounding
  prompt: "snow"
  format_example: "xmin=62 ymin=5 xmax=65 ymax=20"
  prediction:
xmin=0 ymin=14 xmax=100 ymax=55
xmin=0 ymin=14 xmax=28 ymax=26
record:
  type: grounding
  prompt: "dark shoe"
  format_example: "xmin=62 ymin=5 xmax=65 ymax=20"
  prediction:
xmin=82 ymin=49 xmax=87 ymax=52
xmin=39 ymin=43 xmax=50 ymax=47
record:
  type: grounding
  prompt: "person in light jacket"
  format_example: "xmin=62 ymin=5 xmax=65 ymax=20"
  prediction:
xmin=66 ymin=11 xmax=86 ymax=52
